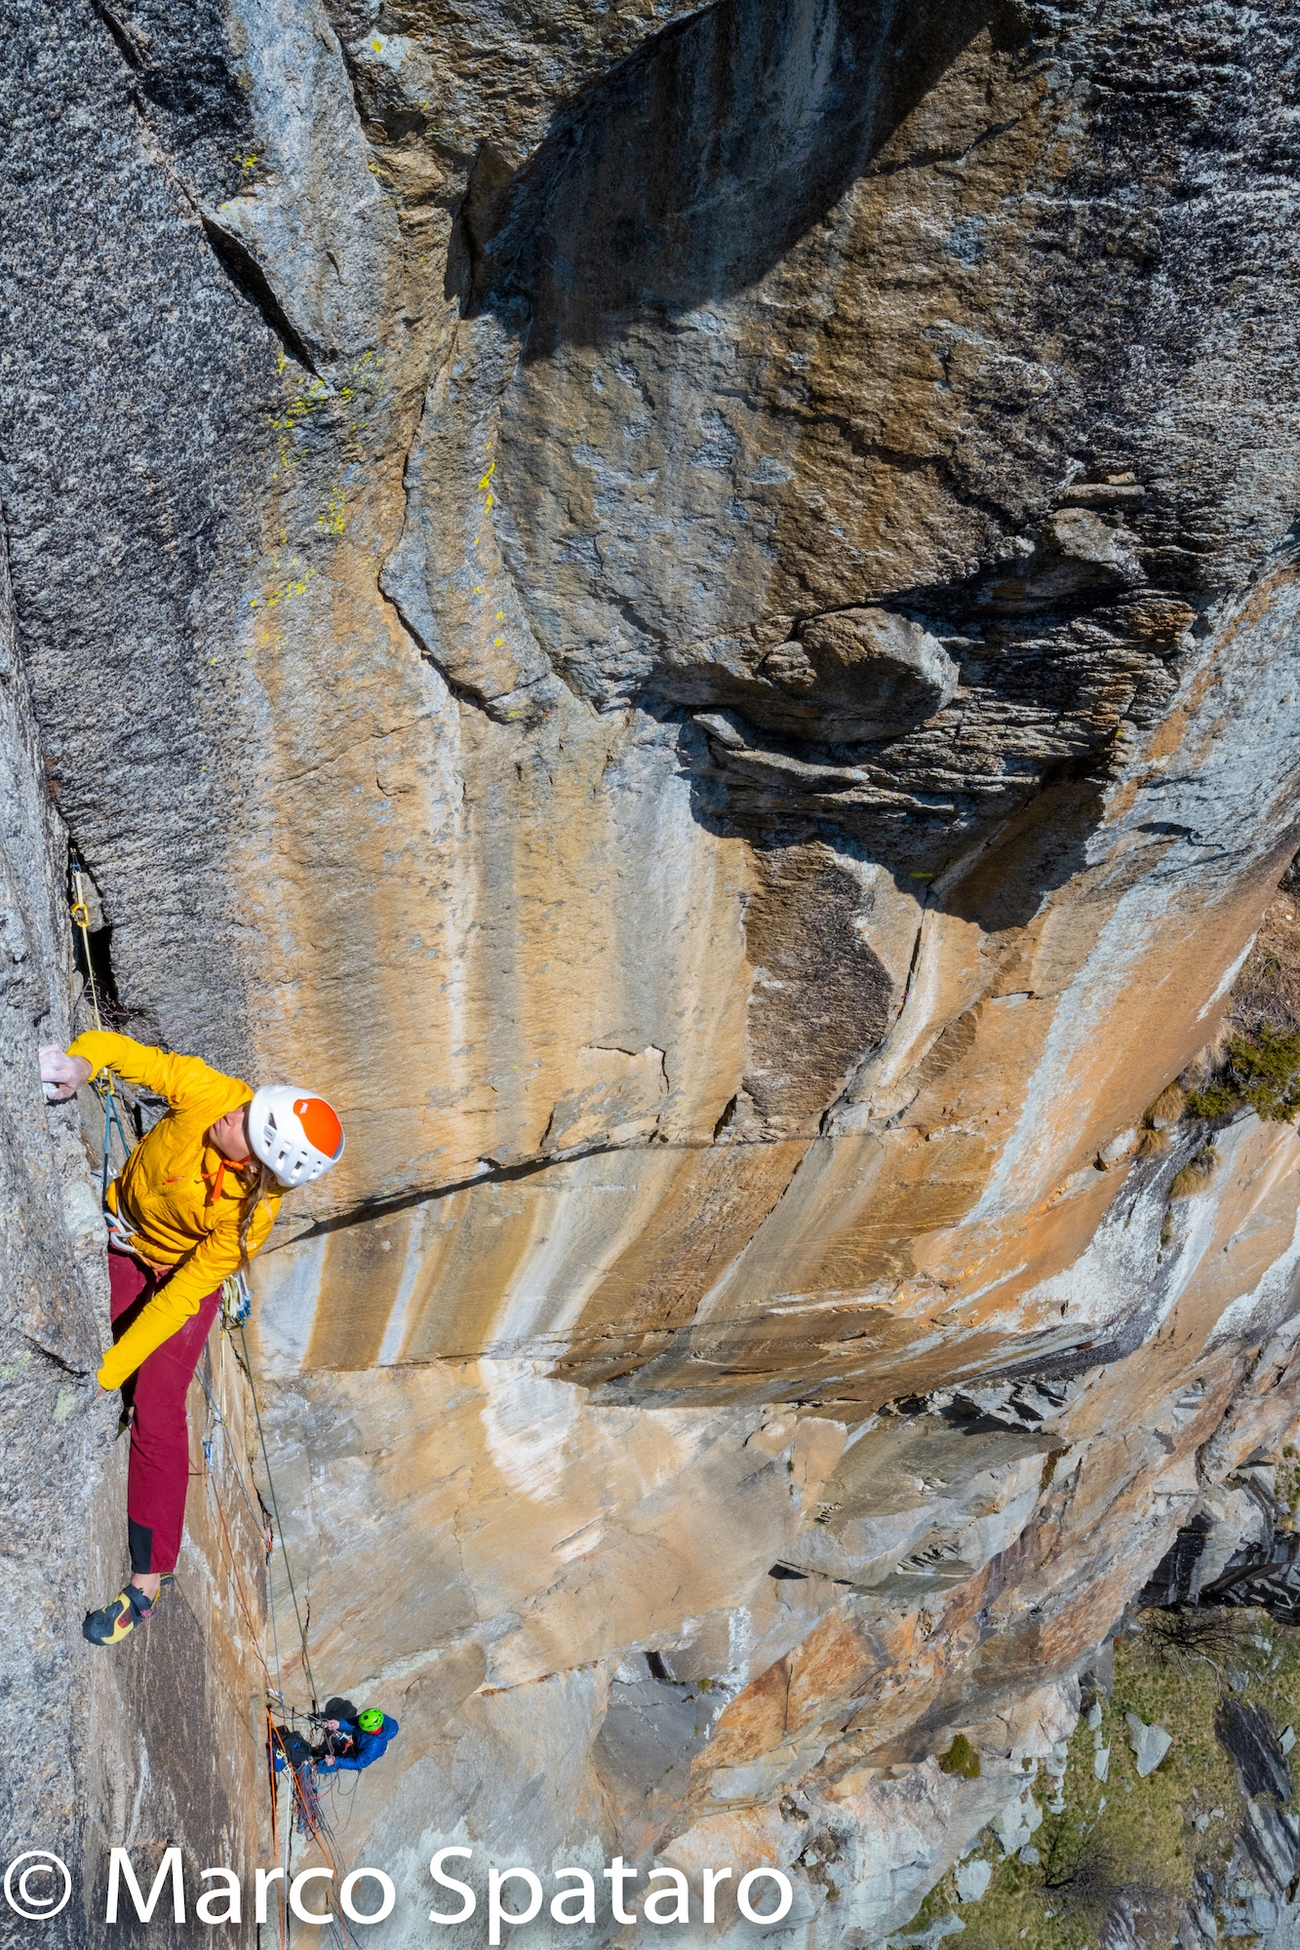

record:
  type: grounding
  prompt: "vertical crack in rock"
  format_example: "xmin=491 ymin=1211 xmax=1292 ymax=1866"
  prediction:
xmin=199 ymin=217 xmax=323 ymax=376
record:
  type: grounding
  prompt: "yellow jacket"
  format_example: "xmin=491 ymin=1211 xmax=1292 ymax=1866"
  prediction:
xmin=68 ymin=1031 xmax=281 ymax=1390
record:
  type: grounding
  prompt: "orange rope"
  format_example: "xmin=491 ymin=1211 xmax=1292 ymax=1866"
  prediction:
xmin=200 ymin=1375 xmax=353 ymax=1945
xmin=206 ymin=1469 xmax=287 ymax=1943
xmin=207 ymin=1467 xmax=271 ymax=1680
xmin=265 ymin=1711 xmax=292 ymax=1950
xmin=264 ymin=1707 xmax=355 ymax=1947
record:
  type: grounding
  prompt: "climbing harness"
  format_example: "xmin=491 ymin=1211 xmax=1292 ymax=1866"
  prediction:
xmin=68 ymin=859 xmax=134 ymax=1196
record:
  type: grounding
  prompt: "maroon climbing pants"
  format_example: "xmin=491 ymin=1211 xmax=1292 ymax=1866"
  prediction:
xmin=108 ymin=1253 xmax=221 ymax=1576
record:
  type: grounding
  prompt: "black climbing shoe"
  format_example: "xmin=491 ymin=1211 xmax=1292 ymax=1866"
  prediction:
xmin=83 ymin=1575 xmax=172 ymax=1646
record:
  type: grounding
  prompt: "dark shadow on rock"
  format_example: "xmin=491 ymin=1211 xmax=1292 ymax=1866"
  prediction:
xmin=79 ymin=1580 xmax=251 ymax=1946
xmin=455 ymin=0 xmax=1163 ymax=939
xmin=671 ymin=691 xmax=1113 ymax=931
xmin=473 ymin=0 xmax=1025 ymax=351
xmin=1216 ymin=1698 xmax=1293 ymax=1805
xmin=937 ymin=760 xmax=1109 ymax=929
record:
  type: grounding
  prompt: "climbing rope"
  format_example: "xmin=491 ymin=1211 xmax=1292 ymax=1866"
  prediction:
xmin=188 ymin=1253 xmax=318 ymax=1728
xmin=198 ymin=1319 xmax=318 ymax=1714
xmin=266 ymin=1557 xmax=286 ymax=1706
xmin=197 ymin=1368 xmax=264 ymax=1531
xmin=236 ymin=1323 xmax=320 ymax=1711
xmin=68 ymin=860 xmax=133 ymax=1195
xmin=197 ymin=1378 xmax=353 ymax=1948
xmin=65 ymin=864 xmax=349 ymax=1939
xmin=197 ymin=1431 xmax=289 ymax=1938
xmin=264 ymin=1706 xmax=355 ymax=1947
xmin=196 ymin=1343 xmax=374 ymax=1947
xmin=196 ymin=1354 xmax=293 ymax=1718
xmin=205 ymin=1462 xmax=271 ymax=1683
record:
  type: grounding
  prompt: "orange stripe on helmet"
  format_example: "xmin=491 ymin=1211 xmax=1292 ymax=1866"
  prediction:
xmin=294 ymin=1096 xmax=344 ymax=1159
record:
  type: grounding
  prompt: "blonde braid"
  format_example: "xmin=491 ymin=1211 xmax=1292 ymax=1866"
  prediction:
xmin=237 ymin=1161 xmax=282 ymax=1276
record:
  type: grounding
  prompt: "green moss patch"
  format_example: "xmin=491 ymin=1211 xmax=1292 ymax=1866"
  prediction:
xmin=939 ymin=1735 xmax=982 ymax=1780
xmin=1185 ymin=1023 xmax=1300 ymax=1123
xmin=910 ymin=1610 xmax=1300 ymax=1950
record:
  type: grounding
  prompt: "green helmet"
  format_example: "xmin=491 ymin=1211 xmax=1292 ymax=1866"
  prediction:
xmin=357 ymin=1710 xmax=384 ymax=1733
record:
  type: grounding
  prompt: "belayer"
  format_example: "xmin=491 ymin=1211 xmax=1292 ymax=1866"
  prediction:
xmin=316 ymin=1698 xmax=400 ymax=1772
xmin=271 ymin=1699 xmax=400 ymax=1776
xmin=39 ymin=1031 xmax=344 ymax=1647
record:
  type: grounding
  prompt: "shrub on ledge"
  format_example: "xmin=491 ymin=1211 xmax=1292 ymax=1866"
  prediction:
xmin=1185 ymin=1022 xmax=1300 ymax=1123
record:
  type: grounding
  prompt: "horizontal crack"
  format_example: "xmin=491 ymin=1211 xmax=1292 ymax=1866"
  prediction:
xmin=264 ymin=1130 xmax=833 ymax=1252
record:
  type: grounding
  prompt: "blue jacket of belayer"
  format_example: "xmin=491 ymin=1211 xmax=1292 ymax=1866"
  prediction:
xmin=331 ymin=1714 xmax=399 ymax=1772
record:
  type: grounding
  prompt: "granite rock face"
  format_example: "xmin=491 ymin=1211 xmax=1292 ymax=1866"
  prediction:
xmin=0 ymin=532 xmax=269 ymax=1949
xmin=5 ymin=0 xmax=1300 ymax=1943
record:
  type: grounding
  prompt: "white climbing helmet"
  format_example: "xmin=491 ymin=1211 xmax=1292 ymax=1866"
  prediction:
xmin=248 ymin=1086 xmax=345 ymax=1186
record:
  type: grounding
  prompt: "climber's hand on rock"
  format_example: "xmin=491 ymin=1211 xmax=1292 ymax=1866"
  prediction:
xmin=40 ymin=1046 xmax=91 ymax=1102
xmin=323 ymin=1756 xmax=336 ymax=1767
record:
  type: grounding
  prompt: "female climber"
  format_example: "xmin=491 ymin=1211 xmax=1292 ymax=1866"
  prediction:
xmin=38 ymin=1030 xmax=345 ymax=1647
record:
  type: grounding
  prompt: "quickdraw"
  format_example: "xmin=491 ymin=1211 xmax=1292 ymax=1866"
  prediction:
xmin=221 ymin=1269 xmax=253 ymax=1329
